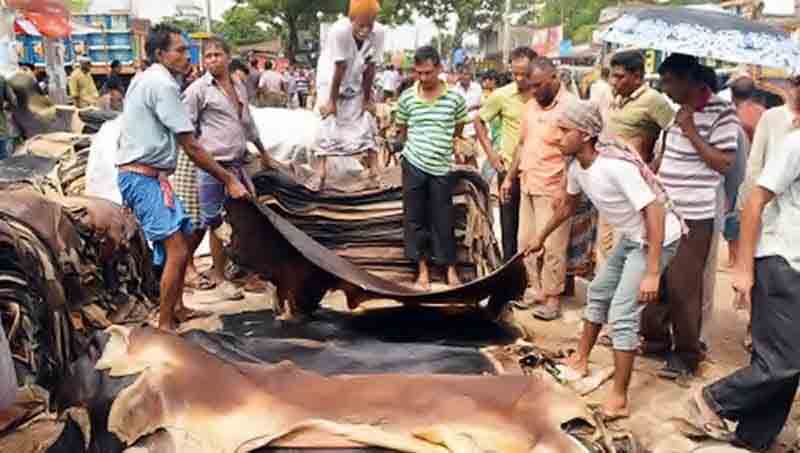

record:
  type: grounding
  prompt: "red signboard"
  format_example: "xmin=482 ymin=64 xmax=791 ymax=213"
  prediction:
xmin=8 ymin=0 xmax=70 ymax=38
xmin=531 ymin=25 xmax=563 ymax=58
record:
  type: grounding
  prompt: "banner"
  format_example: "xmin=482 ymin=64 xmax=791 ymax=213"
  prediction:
xmin=531 ymin=25 xmax=562 ymax=58
xmin=7 ymin=0 xmax=70 ymax=38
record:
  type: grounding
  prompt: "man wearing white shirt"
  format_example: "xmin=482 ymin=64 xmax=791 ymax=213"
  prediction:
xmin=453 ymin=66 xmax=483 ymax=165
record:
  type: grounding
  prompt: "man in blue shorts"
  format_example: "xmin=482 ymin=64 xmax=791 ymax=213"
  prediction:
xmin=116 ymin=24 xmax=248 ymax=331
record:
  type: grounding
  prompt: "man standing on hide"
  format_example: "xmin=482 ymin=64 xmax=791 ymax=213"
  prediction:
xmin=116 ymin=24 xmax=248 ymax=331
xmin=313 ymin=0 xmax=385 ymax=191
xmin=396 ymin=46 xmax=467 ymax=290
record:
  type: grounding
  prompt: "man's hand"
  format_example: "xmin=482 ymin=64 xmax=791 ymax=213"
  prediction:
xmin=523 ymin=237 xmax=543 ymax=256
xmin=732 ymin=268 xmax=754 ymax=309
xmin=638 ymin=272 xmax=660 ymax=303
xmin=487 ymin=152 xmax=505 ymax=173
xmin=675 ymin=106 xmax=697 ymax=136
xmin=500 ymin=176 xmax=514 ymax=204
xmin=320 ymin=101 xmax=337 ymax=118
xmin=225 ymin=175 xmax=249 ymax=200
xmin=261 ymin=153 xmax=278 ymax=170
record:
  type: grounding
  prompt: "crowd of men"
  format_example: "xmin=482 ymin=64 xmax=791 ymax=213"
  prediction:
xmin=0 ymin=0 xmax=797 ymax=449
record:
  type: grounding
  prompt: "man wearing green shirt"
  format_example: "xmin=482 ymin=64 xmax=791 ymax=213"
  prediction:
xmin=396 ymin=46 xmax=468 ymax=290
xmin=474 ymin=46 xmax=537 ymax=260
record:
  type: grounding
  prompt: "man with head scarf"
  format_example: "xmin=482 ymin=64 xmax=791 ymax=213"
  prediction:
xmin=524 ymin=100 xmax=683 ymax=420
xmin=312 ymin=0 xmax=385 ymax=191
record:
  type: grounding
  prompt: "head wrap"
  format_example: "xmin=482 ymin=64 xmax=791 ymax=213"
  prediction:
xmin=557 ymin=99 xmax=603 ymax=138
xmin=349 ymin=0 xmax=380 ymax=16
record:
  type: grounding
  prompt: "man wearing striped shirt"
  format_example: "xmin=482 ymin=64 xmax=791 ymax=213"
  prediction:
xmin=646 ymin=54 xmax=739 ymax=378
xmin=395 ymin=46 xmax=468 ymax=290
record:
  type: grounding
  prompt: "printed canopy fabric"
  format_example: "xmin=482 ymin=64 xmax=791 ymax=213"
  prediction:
xmin=601 ymin=7 xmax=800 ymax=73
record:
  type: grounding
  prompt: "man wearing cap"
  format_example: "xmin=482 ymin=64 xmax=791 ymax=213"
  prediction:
xmin=69 ymin=57 xmax=99 ymax=108
xmin=524 ymin=100 xmax=681 ymax=420
xmin=312 ymin=0 xmax=385 ymax=191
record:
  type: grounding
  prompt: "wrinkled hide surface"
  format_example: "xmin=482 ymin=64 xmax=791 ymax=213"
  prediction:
xmin=0 ymin=187 xmax=156 ymax=392
xmin=226 ymin=197 xmax=527 ymax=316
xmin=98 ymin=326 xmax=591 ymax=453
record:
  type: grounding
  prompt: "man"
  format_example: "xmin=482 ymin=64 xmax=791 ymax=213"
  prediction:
xmin=395 ymin=46 xmax=467 ymax=290
xmin=381 ymin=64 xmax=400 ymax=100
xmin=257 ymin=60 xmax=286 ymax=107
xmin=452 ymin=65 xmax=483 ymax=166
xmin=97 ymin=78 xmax=124 ymax=112
xmin=229 ymin=58 xmax=249 ymax=85
xmin=597 ymin=51 xmax=675 ymax=266
xmin=182 ymin=37 xmax=273 ymax=302
xmin=116 ymin=24 xmax=248 ymax=331
xmin=296 ymin=69 xmax=311 ymax=108
xmin=589 ymin=67 xmax=613 ymax=122
xmin=691 ymin=125 xmax=800 ymax=452
xmin=68 ymin=56 xmax=99 ymax=108
xmin=246 ymin=58 xmax=261 ymax=101
xmin=644 ymin=54 xmax=738 ymax=377
xmin=313 ymin=0 xmax=385 ymax=191
xmin=526 ymin=100 xmax=681 ymax=420
xmin=500 ymin=57 xmax=578 ymax=320
xmin=0 ymin=74 xmax=17 ymax=160
xmin=730 ymin=76 xmax=765 ymax=146
xmin=474 ymin=46 xmax=538 ymax=261
xmin=103 ymin=59 xmax=126 ymax=96
xmin=284 ymin=65 xmax=298 ymax=108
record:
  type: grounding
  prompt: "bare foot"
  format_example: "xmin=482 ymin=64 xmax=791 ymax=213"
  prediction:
xmin=446 ymin=268 xmax=462 ymax=287
xmin=174 ymin=307 xmax=213 ymax=323
xmin=414 ymin=279 xmax=431 ymax=292
xmin=562 ymin=353 xmax=589 ymax=378
xmin=157 ymin=315 xmax=177 ymax=332
xmin=600 ymin=394 xmax=630 ymax=421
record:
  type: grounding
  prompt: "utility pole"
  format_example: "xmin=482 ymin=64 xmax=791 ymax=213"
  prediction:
xmin=502 ymin=0 xmax=512 ymax=68
xmin=204 ymin=0 xmax=212 ymax=32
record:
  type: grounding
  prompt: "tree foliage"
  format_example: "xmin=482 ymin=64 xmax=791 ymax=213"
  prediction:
xmin=67 ymin=0 xmax=89 ymax=12
xmin=159 ymin=16 xmax=203 ymax=34
xmin=215 ymin=5 xmax=274 ymax=45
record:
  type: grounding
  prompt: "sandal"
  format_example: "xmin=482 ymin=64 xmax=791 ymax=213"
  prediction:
xmin=532 ymin=304 xmax=562 ymax=321
xmin=185 ymin=273 xmax=216 ymax=291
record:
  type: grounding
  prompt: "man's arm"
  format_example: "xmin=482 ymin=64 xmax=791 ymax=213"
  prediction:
xmin=524 ymin=193 xmax=579 ymax=254
xmin=733 ymin=187 xmax=773 ymax=307
xmin=736 ymin=114 xmax=769 ymax=212
xmin=177 ymin=133 xmax=246 ymax=198
xmin=676 ymin=106 xmax=736 ymax=173
xmin=639 ymin=201 xmax=666 ymax=303
xmin=474 ymin=117 xmax=504 ymax=171
xmin=324 ymin=62 xmax=347 ymax=113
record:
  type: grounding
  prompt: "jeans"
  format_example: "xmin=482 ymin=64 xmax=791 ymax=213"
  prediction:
xmin=585 ymin=237 xmax=680 ymax=351
xmin=0 ymin=138 xmax=8 ymax=160
xmin=704 ymin=256 xmax=800 ymax=451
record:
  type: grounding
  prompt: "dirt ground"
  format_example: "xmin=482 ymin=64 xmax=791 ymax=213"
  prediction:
xmin=182 ymin=241 xmax=798 ymax=453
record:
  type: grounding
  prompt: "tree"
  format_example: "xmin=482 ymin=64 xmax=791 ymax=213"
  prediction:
xmin=67 ymin=0 xmax=89 ymax=12
xmin=246 ymin=0 xmax=456 ymax=62
xmin=159 ymin=16 xmax=203 ymax=34
xmin=214 ymin=5 xmax=274 ymax=45
xmin=451 ymin=0 xmax=529 ymax=47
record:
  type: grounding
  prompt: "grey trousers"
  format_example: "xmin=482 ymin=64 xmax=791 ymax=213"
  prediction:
xmin=704 ymin=256 xmax=800 ymax=451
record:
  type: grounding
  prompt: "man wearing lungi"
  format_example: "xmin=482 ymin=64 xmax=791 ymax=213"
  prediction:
xmin=312 ymin=0 xmax=385 ymax=191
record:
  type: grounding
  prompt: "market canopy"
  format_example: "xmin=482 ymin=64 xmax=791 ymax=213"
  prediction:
xmin=6 ymin=0 xmax=70 ymax=38
xmin=600 ymin=6 xmax=800 ymax=73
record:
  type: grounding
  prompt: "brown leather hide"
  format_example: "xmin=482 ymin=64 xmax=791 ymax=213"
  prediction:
xmin=99 ymin=326 xmax=592 ymax=453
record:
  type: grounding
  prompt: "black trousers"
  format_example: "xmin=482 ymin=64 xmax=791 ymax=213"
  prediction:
xmin=402 ymin=159 xmax=456 ymax=266
xmin=497 ymin=170 xmax=520 ymax=262
xmin=704 ymin=256 xmax=800 ymax=451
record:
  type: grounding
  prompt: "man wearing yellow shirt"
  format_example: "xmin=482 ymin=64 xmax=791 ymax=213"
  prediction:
xmin=474 ymin=46 xmax=537 ymax=261
xmin=68 ymin=57 xmax=99 ymax=108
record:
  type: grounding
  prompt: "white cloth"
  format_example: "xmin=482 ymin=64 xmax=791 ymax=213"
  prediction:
xmin=453 ymin=81 xmax=482 ymax=137
xmin=567 ymin=156 xmax=682 ymax=245
xmin=381 ymin=69 xmax=400 ymax=92
xmin=86 ymin=117 xmax=123 ymax=204
xmin=755 ymin=130 xmax=800 ymax=273
xmin=315 ymin=18 xmax=383 ymax=157
xmin=316 ymin=17 xmax=385 ymax=104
